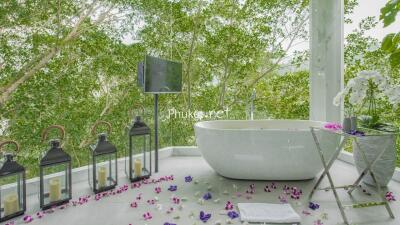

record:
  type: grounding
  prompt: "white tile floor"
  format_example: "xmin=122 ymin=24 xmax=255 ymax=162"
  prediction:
xmin=6 ymin=156 xmax=400 ymax=225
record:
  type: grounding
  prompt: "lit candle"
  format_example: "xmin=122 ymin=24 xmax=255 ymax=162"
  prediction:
xmin=3 ymin=194 xmax=19 ymax=216
xmin=98 ymin=166 xmax=107 ymax=188
xmin=134 ymin=159 xmax=142 ymax=177
xmin=49 ymin=178 xmax=61 ymax=202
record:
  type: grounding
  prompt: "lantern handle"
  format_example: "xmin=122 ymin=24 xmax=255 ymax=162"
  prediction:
xmin=41 ymin=125 xmax=65 ymax=143
xmin=91 ymin=120 xmax=112 ymax=136
xmin=131 ymin=104 xmax=145 ymax=118
xmin=0 ymin=140 xmax=20 ymax=154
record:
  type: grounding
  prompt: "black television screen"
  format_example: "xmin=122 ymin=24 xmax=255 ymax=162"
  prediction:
xmin=144 ymin=55 xmax=182 ymax=93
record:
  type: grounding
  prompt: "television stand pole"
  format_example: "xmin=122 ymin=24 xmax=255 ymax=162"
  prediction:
xmin=154 ymin=93 xmax=159 ymax=173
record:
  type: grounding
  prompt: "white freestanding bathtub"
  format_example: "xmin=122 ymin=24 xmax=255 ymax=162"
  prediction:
xmin=194 ymin=120 xmax=340 ymax=180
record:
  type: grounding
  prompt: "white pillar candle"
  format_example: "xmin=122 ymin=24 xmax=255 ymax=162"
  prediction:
xmin=134 ymin=159 xmax=142 ymax=177
xmin=3 ymin=194 xmax=18 ymax=216
xmin=98 ymin=166 xmax=107 ymax=188
xmin=49 ymin=178 xmax=61 ymax=202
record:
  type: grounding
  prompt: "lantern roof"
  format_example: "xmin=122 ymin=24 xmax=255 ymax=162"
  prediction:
xmin=0 ymin=154 xmax=25 ymax=176
xmin=40 ymin=140 xmax=71 ymax=166
xmin=90 ymin=133 xmax=117 ymax=155
xmin=129 ymin=116 xmax=150 ymax=135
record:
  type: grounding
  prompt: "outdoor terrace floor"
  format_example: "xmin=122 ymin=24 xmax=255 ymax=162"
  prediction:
xmin=9 ymin=151 xmax=400 ymax=225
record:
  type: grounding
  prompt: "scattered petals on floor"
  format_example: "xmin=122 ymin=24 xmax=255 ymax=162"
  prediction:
xmin=172 ymin=196 xmax=180 ymax=204
xmin=227 ymin=211 xmax=239 ymax=219
xmin=224 ymin=201 xmax=234 ymax=210
xmin=168 ymin=185 xmax=178 ymax=192
xmin=9 ymin=173 xmax=399 ymax=225
xmin=185 ymin=176 xmax=193 ymax=183
xmin=203 ymin=192 xmax=212 ymax=200
xmin=309 ymin=202 xmax=320 ymax=210
xmin=36 ymin=211 xmax=44 ymax=219
xmin=386 ymin=191 xmax=396 ymax=202
xmin=143 ymin=212 xmax=153 ymax=220
xmin=130 ymin=201 xmax=138 ymax=208
xmin=23 ymin=215 xmax=33 ymax=223
xmin=314 ymin=219 xmax=324 ymax=225
xmin=199 ymin=210 xmax=212 ymax=223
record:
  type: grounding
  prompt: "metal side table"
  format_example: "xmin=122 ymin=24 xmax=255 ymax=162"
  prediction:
xmin=308 ymin=126 xmax=395 ymax=225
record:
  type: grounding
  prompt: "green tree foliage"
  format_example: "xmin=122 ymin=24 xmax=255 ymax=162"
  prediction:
xmin=1 ymin=0 xmax=398 ymax=177
xmin=1 ymin=0 xmax=143 ymax=177
xmin=380 ymin=0 xmax=400 ymax=67
xmin=256 ymin=71 xmax=309 ymax=120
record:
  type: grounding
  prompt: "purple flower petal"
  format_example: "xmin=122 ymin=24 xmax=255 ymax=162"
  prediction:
xmin=309 ymin=202 xmax=320 ymax=210
xmin=348 ymin=130 xmax=365 ymax=136
xmin=324 ymin=122 xmax=342 ymax=131
xmin=23 ymin=215 xmax=33 ymax=223
xmin=203 ymin=192 xmax=212 ymax=200
xmin=185 ymin=176 xmax=193 ymax=182
xmin=386 ymin=191 xmax=396 ymax=202
xmin=168 ymin=185 xmax=177 ymax=191
xmin=199 ymin=211 xmax=212 ymax=223
xmin=314 ymin=219 xmax=323 ymax=225
xmin=225 ymin=201 xmax=234 ymax=210
xmin=227 ymin=211 xmax=239 ymax=219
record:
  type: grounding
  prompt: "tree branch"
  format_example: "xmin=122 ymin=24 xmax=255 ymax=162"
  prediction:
xmin=0 ymin=0 xmax=102 ymax=107
xmin=247 ymin=13 xmax=309 ymax=88
xmin=227 ymin=13 xmax=309 ymax=108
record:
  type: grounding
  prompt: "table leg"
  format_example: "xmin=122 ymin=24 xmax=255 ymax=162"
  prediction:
xmin=353 ymin=139 xmax=395 ymax=219
xmin=310 ymin=128 xmax=349 ymax=225
xmin=309 ymin=137 xmax=348 ymax=200
xmin=326 ymin=170 xmax=350 ymax=225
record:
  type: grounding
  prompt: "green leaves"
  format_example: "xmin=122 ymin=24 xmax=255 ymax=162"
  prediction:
xmin=389 ymin=50 xmax=400 ymax=67
xmin=380 ymin=1 xmax=400 ymax=67
xmin=381 ymin=33 xmax=400 ymax=67
xmin=380 ymin=0 xmax=400 ymax=27
xmin=382 ymin=33 xmax=396 ymax=51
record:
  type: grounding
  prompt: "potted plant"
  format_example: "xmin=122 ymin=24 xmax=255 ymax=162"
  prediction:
xmin=334 ymin=70 xmax=400 ymax=187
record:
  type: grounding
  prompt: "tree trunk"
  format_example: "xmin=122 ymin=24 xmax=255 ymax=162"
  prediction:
xmin=186 ymin=25 xmax=198 ymax=109
xmin=219 ymin=56 xmax=230 ymax=108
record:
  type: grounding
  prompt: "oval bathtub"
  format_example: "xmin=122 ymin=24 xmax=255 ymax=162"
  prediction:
xmin=194 ymin=120 xmax=340 ymax=180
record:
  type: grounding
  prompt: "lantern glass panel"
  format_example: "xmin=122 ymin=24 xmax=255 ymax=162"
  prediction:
xmin=0 ymin=172 xmax=24 ymax=218
xmin=130 ymin=134 xmax=151 ymax=178
xmin=41 ymin=162 xmax=70 ymax=205
xmin=93 ymin=153 xmax=117 ymax=191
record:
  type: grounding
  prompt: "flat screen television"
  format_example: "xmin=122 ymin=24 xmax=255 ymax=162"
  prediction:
xmin=143 ymin=55 xmax=182 ymax=93
xmin=137 ymin=61 xmax=144 ymax=88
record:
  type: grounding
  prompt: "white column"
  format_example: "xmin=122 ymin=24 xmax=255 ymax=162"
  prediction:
xmin=310 ymin=0 xmax=344 ymax=123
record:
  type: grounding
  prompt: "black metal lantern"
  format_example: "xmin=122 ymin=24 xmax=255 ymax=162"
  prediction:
xmin=0 ymin=141 xmax=26 ymax=222
xmin=39 ymin=125 xmax=72 ymax=210
xmin=127 ymin=116 xmax=152 ymax=182
xmin=88 ymin=121 xmax=118 ymax=194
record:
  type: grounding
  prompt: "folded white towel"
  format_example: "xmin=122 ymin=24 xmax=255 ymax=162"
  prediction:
xmin=238 ymin=203 xmax=301 ymax=224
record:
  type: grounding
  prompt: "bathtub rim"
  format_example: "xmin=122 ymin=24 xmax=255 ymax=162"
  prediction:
xmin=194 ymin=119 xmax=327 ymax=132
